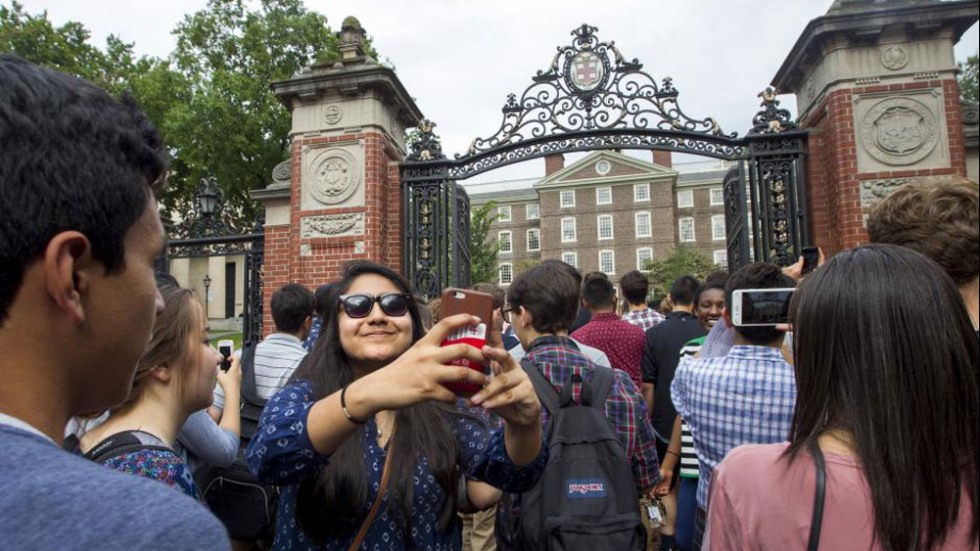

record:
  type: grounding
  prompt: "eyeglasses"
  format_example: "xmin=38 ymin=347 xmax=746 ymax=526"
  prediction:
xmin=339 ymin=293 xmax=413 ymax=319
xmin=502 ymin=306 xmax=522 ymax=324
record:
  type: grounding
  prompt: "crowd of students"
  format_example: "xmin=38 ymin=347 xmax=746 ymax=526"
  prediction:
xmin=1 ymin=55 xmax=978 ymax=551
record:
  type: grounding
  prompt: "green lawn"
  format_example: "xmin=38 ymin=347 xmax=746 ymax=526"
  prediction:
xmin=209 ymin=331 xmax=244 ymax=352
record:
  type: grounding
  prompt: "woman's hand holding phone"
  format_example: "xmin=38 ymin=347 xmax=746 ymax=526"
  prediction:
xmin=215 ymin=354 xmax=242 ymax=395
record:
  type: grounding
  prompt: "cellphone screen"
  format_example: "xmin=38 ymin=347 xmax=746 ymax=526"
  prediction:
xmin=218 ymin=343 xmax=233 ymax=371
xmin=736 ymin=289 xmax=794 ymax=326
xmin=802 ymin=247 xmax=819 ymax=275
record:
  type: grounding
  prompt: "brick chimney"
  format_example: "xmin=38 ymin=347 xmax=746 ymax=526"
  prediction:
xmin=653 ymin=151 xmax=673 ymax=168
xmin=545 ymin=154 xmax=565 ymax=176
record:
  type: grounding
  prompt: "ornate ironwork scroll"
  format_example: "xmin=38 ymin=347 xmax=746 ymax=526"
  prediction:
xmin=750 ymin=87 xmax=799 ymax=135
xmin=744 ymin=134 xmax=810 ymax=268
xmin=723 ymin=164 xmax=752 ymax=272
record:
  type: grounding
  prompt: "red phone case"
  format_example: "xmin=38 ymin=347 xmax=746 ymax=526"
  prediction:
xmin=439 ymin=288 xmax=494 ymax=397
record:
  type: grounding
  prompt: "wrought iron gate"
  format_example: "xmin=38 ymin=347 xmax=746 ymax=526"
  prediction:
xmin=159 ymin=178 xmax=266 ymax=344
xmin=402 ymin=24 xmax=810 ymax=298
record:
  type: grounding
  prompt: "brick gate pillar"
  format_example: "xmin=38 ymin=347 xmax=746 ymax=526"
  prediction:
xmin=252 ymin=18 xmax=423 ymax=334
xmin=773 ymin=0 xmax=978 ymax=255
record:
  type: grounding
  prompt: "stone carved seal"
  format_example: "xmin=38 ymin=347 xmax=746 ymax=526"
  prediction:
xmin=860 ymin=178 xmax=914 ymax=208
xmin=324 ymin=105 xmax=343 ymax=125
xmin=880 ymin=45 xmax=909 ymax=71
xmin=301 ymin=213 xmax=365 ymax=238
xmin=308 ymin=149 xmax=360 ymax=206
xmin=860 ymin=97 xmax=939 ymax=166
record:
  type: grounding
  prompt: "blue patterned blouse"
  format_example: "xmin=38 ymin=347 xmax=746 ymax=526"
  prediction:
xmin=101 ymin=449 xmax=201 ymax=501
xmin=246 ymin=380 xmax=547 ymax=551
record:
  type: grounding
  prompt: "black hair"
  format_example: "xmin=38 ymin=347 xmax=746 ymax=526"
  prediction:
xmin=787 ymin=245 xmax=978 ymax=550
xmin=313 ymin=283 xmax=336 ymax=319
xmin=620 ymin=270 xmax=650 ymax=306
xmin=290 ymin=261 xmax=465 ymax=543
xmin=507 ymin=262 xmax=580 ymax=335
xmin=725 ymin=263 xmax=795 ymax=345
xmin=694 ymin=278 xmax=727 ymax=305
xmin=669 ymin=275 xmax=701 ymax=307
xmin=0 ymin=55 xmax=167 ymax=325
xmin=582 ymin=276 xmax=616 ymax=311
xmin=541 ymin=259 xmax=583 ymax=287
xmin=271 ymin=284 xmax=315 ymax=334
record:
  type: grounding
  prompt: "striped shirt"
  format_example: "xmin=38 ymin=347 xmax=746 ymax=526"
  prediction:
xmin=524 ymin=336 xmax=661 ymax=492
xmin=213 ymin=333 xmax=308 ymax=411
xmin=671 ymin=345 xmax=797 ymax=510
xmin=622 ymin=308 xmax=666 ymax=331
xmin=678 ymin=337 xmax=705 ymax=479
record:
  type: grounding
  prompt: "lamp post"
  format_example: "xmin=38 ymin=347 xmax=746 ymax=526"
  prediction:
xmin=196 ymin=177 xmax=221 ymax=217
xmin=203 ymin=274 xmax=212 ymax=321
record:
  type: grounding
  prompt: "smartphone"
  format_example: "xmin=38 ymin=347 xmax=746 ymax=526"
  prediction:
xmin=217 ymin=340 xmax=234 ymax=371
xmin=731 ymin=288 xmax=795 ymax=327
xmin=439 ymin=288 xmax=495 ymax=397
xmin=801 ymin=247 xmax=820 ymax=275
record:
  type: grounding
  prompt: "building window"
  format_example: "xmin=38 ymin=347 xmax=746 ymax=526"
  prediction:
xmin=677 ymin=190 xmax=694 ymax=209
xmin=499 ymin=263 xmax=514 ymax=286
xmin=598 ymin=214 xmax=614 ymax=240
xmin=596 ymin=187 xmax=613 ymax=206
xmin=679 ymin=217 xmax=696 ymax=243
xmin=526 ymin=203 xmax=540 ymax=220
xmin=498 ymin=231 xmax=513 ymax=254
xmin=560 ymin=190 xmax=576 ymax=208
xmin=710 ymin=187 xmax=725 ymax=206
xmin=713 ymin=250 xmax=729 ymax=270
xmin=561 ymin=217 xmax=577 ymax=243
xmin=634 ymin=183 xmax=651 ymax=202
xmin=527 ymin=229 xmax=541 ymax=252
xmin=599 ymin=250 xmax=616 ymax=275
xmin=498 ymin=206 xmax=512 ymax=222
xmin=635 ymin=212 xmax=652 ymax=238
xmin=562 ymin=252 xmax=579 ymax=269
xmin=637 ymin=248 xmax=654 ymax=271
xmin=712 ymin=215 xmax=726 ymax=241
xmin=595 ymin=160 xmax=612 ymax=175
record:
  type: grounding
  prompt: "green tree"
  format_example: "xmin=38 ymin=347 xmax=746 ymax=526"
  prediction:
xmin=470 ymin=201 xmax=501 ymax=285
xmin=959 ymin=51 xmax=978 ymax=103
xmin=644 ymin=246 xmax=719 ymax=300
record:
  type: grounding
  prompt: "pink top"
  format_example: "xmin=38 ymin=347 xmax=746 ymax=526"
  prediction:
xmin=705 ymin=444 xmax=978 ymax=551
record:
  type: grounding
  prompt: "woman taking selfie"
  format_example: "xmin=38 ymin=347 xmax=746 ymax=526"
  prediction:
xmin=79 ymin=283 xmax=228 ymax=499
xmin=705 ymin=245 xmax=978 ymax=550
xmin=246 ymin=261 xmax=546 ymax=551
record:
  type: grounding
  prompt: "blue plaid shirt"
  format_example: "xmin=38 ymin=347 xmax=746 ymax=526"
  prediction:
xmin=671 ymin=345 xmax=797 ymax=510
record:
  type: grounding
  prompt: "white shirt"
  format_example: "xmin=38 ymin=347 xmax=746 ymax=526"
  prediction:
xmin=0 ymin=412 xmax=54 ymax=443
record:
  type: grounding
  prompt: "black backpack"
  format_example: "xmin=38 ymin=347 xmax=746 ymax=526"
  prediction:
xmin=80 ymin=430 xmax=172 ymax=464
xmin=500 ymin=363 xmax=646 ymax=551
xmin=196 ymin=343 xmax=279 ymax=541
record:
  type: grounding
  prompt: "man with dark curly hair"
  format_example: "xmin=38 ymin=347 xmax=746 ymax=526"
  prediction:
xmin=867 ymin=177 xmax=979 ymax=334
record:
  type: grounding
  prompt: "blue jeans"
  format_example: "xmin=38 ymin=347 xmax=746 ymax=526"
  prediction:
xmin=675 ymin=478 xmax=698 ymax=551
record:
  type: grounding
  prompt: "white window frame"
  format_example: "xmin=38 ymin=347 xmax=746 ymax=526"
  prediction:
xmin=677 ymin=190 xmax=694 ymax=209
xmin=497 ymin=205 xmax=512 ymax=222
xmin=562 ymin=252 xmax=579 ymax=269
xmin=498 ymin=231 xmax=513 ymax=254
xmin=679 ymin=217 xmax=696 ymax=243
xmin=597 ymin=214 xmax=614 ymax=241
xmin=635 ymin=211 xmax=652 ymax=238
xmin=526 ymin=203 xmax=540 ymax=220
xmin=526 ymin=228 xmax=541 ymax=252
xmin=596 ymin=187 xmax=613 ymax=206
xmin=560 ymin=190 xmax=576 ymax=208
xmin=634 ymin=183 xmax=651 ymax=202
xmin=713 ymin=250 xmax=729 ymax=269
xmin=599 ymin=250 xmax=616 ymax=275
xmin=499 ymin=263 xmax=514 ymax=286
xmin=712 ymin=215 xmax=726 ymax=242
xmin=710 ymin=187 xmax=725 ymax=206
xmin=637 ymin=248 xmax=654 ymax=271
xmin=561 ymin=217 xmax=577 ymax=243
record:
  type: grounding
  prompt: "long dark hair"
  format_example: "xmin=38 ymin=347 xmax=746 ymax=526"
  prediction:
xmin=787 ymin=245 xmax=979 ymax=550
xmin=290 ymin=261 xmax=464 ymax=543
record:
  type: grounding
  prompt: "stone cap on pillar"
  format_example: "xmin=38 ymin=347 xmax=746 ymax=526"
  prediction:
xmin=773 ymin=0 xmax=978 ymax=94
xmin=270 ymin=17 xmax=423 ymax=129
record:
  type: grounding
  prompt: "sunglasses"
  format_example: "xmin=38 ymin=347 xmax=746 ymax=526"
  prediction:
xmin=339 ymin=293 xmax=413 ymax=319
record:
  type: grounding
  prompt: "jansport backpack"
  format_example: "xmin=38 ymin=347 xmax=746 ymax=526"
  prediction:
xmin=504 ymin=363 xmax=646 ymax=551
xmin=196 ymin=343 xmax=279 ymax=541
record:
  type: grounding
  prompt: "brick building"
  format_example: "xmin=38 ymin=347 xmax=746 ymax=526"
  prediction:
xmin=467 ymin=151 xmax=733 ymax=286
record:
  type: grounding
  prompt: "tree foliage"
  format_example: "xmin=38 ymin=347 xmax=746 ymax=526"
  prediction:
xmin=643 ymin=246 xmax=720 ymax=300
xmin=470 ymin=201 xmax=501 ymax=285
xmin=1 ymin=0 xmax=372 ymax=226
xmin=959 ymin=51 xmax=978 ymax=104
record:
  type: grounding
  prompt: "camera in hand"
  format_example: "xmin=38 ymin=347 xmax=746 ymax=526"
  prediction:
xmin=732 ymin=289 xmax=795 ymax=327
xmin=217 ymin=340 xmax=234 ymax=371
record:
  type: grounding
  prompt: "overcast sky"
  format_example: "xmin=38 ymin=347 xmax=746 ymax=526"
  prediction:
xmin=14 ymin=0 xmax=979 ymax=182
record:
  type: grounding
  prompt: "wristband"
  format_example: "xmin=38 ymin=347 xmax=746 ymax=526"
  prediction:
xmin=666 ymin=450 xmax=681 ymax=459
xmin=341 ymin=385 xmax=369 ymax=425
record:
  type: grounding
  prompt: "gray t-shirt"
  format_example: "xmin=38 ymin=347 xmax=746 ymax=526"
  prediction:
xmin=0 ymin=424 xmax=230 ymax=551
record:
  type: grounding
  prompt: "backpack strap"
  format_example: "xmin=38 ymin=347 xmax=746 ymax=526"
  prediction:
xmin=239 ymin=342 xmax=267 ymax=408
xmin=522 ymin=360 xmax=561 ymax=417
xmin=807 ymin=441 xmax=827 ymax=551
xmin=585 ymin=367 xmax=615 ymax=411
xmin=84 ymin=431 xmax=172 ymax=465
